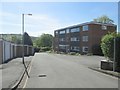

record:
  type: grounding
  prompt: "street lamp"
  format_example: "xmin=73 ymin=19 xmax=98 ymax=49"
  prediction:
xmin=22 ymin=13 xmax=32 ymax=78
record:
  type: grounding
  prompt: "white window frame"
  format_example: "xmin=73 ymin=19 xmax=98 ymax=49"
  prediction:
xmin=59 ymin=30 xmax=65 ymax=34
xmin=70 ymin=37 xmax=79 ymax=41
xmin=83 ymin=25 xmax=89 ymax=31
xmin=71 ymin=46 xmax=80 ymax=51
xmin=59 ymin=44 xmax=66 ymax=49
xmin=55 ymin=31 xmax=58 ymax=34
xmin=59 ymin=38 xmax=65 ymax=41
xmin=70 ymin=28 xmax=80 ymax=33
xmin=66 ymin=29 xmax=69 ymax=33
xmin=101 ymin=25 xmax=107 ymax=30
xmin=82 ymin=36 xmax=88 ymax=42
xmin=82 ymin=46 xmax=88 ymax=52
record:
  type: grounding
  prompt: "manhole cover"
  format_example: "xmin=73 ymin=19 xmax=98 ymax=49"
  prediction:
xmin=38 ymin=74 xmax=47 ymax=77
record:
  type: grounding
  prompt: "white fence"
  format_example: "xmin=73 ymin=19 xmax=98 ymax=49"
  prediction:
xmin=0 ymin=39 xmax=34 ymax=64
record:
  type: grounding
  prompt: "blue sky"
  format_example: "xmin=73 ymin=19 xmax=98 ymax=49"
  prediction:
xmin=0 ymin=2 xmax=118 ymax=36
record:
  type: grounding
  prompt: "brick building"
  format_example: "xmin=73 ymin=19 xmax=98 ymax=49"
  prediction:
xmin=53 ymin=22 xmax=116 ymax=54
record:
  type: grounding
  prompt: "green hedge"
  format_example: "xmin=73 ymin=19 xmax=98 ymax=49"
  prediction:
xmin=101 ymin=32 xmax=120 ymax=61
xmin=39 ymin=47 xmax=52 ymax=52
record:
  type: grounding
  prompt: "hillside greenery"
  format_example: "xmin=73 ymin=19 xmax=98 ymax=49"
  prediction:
xmin=0 ymin=34 xmax=37 ymax=45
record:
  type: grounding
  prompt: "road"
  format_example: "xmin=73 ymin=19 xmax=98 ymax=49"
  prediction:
xmin=25 ymin=53 xmax=118 ymax=88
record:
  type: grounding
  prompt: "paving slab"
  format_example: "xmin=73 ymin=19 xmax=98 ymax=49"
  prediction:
xmin=0 ymin=56 xmax=33 ymax=89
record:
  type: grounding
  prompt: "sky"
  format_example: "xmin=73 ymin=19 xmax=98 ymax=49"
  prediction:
xmin=0 ymin=2 xmax=119 ymax=37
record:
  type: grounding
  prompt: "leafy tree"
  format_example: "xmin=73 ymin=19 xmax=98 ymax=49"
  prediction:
xmin=23 ymin=32 xmax=33 ymax=46
xmin=34 ymin=34 xmax=53 ymax=48
xmin=11 ymin=35 xmax=22 ymax=44
xmin=93 ymin=15 xmax=114 ymax=24
xmin=101 ymin=32 xmax=120 ymax=61
xmin=11 ymin=35 xmax=17 ymax=43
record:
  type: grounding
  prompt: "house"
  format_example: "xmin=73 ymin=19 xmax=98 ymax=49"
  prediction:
xmin=53 ymin=22 xmax=116 ymax=54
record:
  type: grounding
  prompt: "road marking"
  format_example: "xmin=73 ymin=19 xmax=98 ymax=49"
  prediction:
xmin=22 ymin=55 xmax=34 ymax=90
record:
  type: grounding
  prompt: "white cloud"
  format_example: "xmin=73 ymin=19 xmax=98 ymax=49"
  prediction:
xmin=0 ymin=12 xmax=62 ymax=36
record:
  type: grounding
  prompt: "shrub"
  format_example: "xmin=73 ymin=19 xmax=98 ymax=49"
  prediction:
xmin=75 ymin=53 xmax=79 ymax=56
xmin=101 ymin=32 xmax=120 ymax=61
xmin=39 ymin=47 xmax=51 ymax=52
xmin=86 ymin=53 xmax=93 ymax=56
xmin=69 ymin=52 xmax=77 ymax=55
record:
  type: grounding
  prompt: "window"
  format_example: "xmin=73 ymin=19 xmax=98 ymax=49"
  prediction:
xmin=59 ymin=38 xmax=65 ymax=41
xmin=82 ymin=36 xmax=88 ymax=42
xmin=70 ymin=28 xmax=80 ymax=33
xmin=59 ymin=30 xmax=65 ymax=34
xmin=82 ymin=46 xmax=88 ymax=52
xmin=66 ymin=29 xmax=69 ymax=33
xmin=55 ymin=31 xmax=58 ymax=35
xmin=70 ymin=37 xmax=79 ymax=41
xmin=83 ymin=25 xmax=89 ymax=31
xmin=71 ymin=46 xmax=80 ymax=51
xmin=101 ymin=25 xmax=107 ymax=30
xmin=59 ymin=45 xmax=66 ymax=49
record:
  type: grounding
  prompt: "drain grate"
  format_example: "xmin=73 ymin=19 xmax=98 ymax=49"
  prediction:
xmin=38 ymin=74 xmax=47 ymax=77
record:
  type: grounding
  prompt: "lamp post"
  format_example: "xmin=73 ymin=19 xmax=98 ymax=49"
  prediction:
xmin=22 ymin=13 xmax=32 ymax=78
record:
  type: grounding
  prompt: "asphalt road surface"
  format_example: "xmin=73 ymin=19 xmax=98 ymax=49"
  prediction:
xmin=25 ymin=53 xmax=118 ymax=88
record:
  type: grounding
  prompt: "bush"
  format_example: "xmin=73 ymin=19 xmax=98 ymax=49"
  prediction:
xmin=75 ymin=53 xmax=81 ymax=56
xmin=34 ymin=47 xmax=40 ymax=52
xmin=39 ymin=47 xmax=51 ymax=52
xmin=60 ymin=52 xmax=66 ymax=54
xmin=86 ymin=53 xmax=93 ymax=56
xmin=69 ymin=52 xmax=77 ymax=55
xmin=101 ymin=32 xmax=120 ymax=61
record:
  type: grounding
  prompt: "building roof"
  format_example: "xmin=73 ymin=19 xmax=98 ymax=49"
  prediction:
xmin=55 ymin=21 xmax=116 ymax=31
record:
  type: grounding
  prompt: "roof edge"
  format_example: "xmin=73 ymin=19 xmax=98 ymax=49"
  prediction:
xmin=55 ymin=21 xmax=116 ymax=31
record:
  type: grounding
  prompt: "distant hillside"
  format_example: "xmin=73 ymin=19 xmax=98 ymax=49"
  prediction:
xmin=0 ymin=34 xmax=38 ymax=43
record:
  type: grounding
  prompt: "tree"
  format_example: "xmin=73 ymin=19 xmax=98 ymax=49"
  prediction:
xmin=101 ymin=32 xmax=120 ymax=61
xmin=34 ymin=34 xmax=53 ymax=48
xmin=93 ymin=15 xmax=114 ymax=24
xmin=11 ymin=35 xmax=17 ymax=43
xmin=11 ymin=35 xmax=22 ymax=44
xmin=23 ymin=32 xmax=33 ymax=46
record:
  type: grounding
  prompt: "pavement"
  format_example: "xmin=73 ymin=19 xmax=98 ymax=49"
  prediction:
xmin=0 ymin=53 xmax=119 ymax=89
xmin=0 ymin=56 xmax=33 ymax=90
xmin=24 ymin=53 xmax=118 ymax=88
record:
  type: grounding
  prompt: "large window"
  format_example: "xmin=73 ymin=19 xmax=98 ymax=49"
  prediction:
xmin=83 ymin=25 xmax=89 ymax=31
xmin=59 ymin=38 xmax=65 ymax=41
xmin=66 ymin=29 xmax=69 ymax=33
xmin=55 ymin=31 xmax=58 ymax=35
xmin=59 ymin=44 xmax=66 ymax=49
xmin=82 ymin=46 xmax=88 ymax=52
xmin=70 ymin=28 xmax=80 ymax=33
xmin=101 ymin=25 xmax=107 ymax=30
xmin=71 ymin=46 xmax=80 ymax=51
xmin=70 ymin=37 xmax=79 ymax=41
xmin=82 ymin=36 xmax=88 ymax=42
xmin=59 ymin=30 xmax=65 ymax=34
